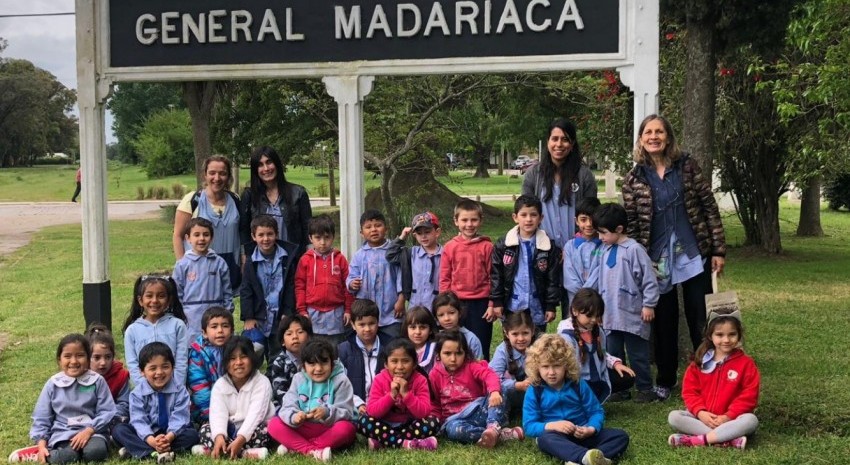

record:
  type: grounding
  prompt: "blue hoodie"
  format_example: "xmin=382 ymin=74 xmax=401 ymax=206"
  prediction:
xmin=124 ymin=314 xmax=189 ymax=387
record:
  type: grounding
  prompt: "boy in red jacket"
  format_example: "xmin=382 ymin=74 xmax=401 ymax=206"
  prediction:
xmin=294 ymin=214 xmax=354 ymax=345
xmin=439 ymin=198 xmax=496 ymax=359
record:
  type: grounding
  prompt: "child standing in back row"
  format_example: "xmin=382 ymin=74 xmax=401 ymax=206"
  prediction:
xmin=347 ymin=210 xmax=405 ymax=338
xmin=667 ymin=310 xmax=759 ymax=450
xmin=439 ymin=199 xmax=496 ymax=358
xmin=490 ymin=195 xmax=561 ymax=333
xmin=295 ymin=214 xmax=353 ymax=345
xmin=387 ymin=211 xmax=443 ymax=311
xmin=562 ymin=198 xmax=603 ymax=317
xmin=593 ymin=203 xmax=660 ymax=403
xmin=172 ymin=217 xmax=234 ymax=341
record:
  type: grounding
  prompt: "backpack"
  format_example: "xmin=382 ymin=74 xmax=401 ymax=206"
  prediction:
xmin=190 ymin=189 xmax=240 ymax=213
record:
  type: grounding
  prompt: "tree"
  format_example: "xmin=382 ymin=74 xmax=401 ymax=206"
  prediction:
xmin=183 ymin=82 xmax=228 ymax=189
xmin=132 ymin=108 xmax=194 ymax=178
xmin=0 ymin=56 xmax=77 ymax=167
xmin=107 ymin=83 xmax=183 ymax=163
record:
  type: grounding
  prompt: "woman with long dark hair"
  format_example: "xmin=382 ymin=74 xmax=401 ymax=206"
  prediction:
xmin=239 ymin=146 xmax=312 ymax=254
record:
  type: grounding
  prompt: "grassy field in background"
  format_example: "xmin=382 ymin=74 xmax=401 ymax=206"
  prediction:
xmin=0 ymin=164 xmax=607 ymax=202
xmin=1 ymin=202 xmax=849 ymax=464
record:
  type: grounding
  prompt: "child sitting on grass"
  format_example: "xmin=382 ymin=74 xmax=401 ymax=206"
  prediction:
xmin=523 ymin=334 xmax=629 ymax=465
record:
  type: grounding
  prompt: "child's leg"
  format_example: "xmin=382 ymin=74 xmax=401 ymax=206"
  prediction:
xmin=267 ymin=417 xmax=314 ymax=455
xmin=709 ymin=413 xmax=759 ymax=444
xmin=607 ymin=368 xmax=635 ymax=395
xmin=604 ymin=330 xmax=626 ymax=362
xmin=170 ymin=426 xmax=200 ymax=453
xmin=244 ymin=421 xmax=271 ymax=449
xmin=357 ymin=415 xmax=407 ymax=448
xmin=536 ymin=431 xmax=588 ymax=463
xmin=397 ymin=417 xmax=441 ymax=440
xmin=111 ymin=423 xmax=156 ymax=459
xmin=462 ymin=299 xmax=492 ymax=359
xmin=304 ymin=421 xmax=356 ymax=451
xmin=667 ymin=410 xmax=711 ymax=436
xmin=45 ymin=442 xmax=80 ymax=465
xmin=199 ymin=423 xmax=215 ymax=449
xmin=585 ymin=428 xmax=629 ymax=460
xmin=79 ymin=437 xmax=109 ymax=462
xmin=443 ymin=397 xmax=489 ymax=444
xmin=380 ymin=323 xmax=401 ymax=339
xmin=623 ymin=333 xmax=653 ymax=392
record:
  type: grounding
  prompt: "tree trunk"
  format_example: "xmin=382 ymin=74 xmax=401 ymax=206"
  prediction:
xmin=796 ymin=175 xmax=824 ymax=237
xmin=497 ymin=145 xmax=505 ymax=176
xmin=473 ymin=146 xmax=491 ymax=178
xmin=182 ymin=82 xmax=219 ymax=189
xmin=379 ymin=164 xmax=401 ymax=234
xmin=683 ymin=12 xmax=717 ymax=174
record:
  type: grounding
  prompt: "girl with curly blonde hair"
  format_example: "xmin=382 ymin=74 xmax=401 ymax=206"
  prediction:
xmin=523 ymin=335 xmax=629 ymax=465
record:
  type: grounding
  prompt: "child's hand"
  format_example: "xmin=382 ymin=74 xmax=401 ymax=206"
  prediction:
xmin=69 ymin=427 xmax=94 ymax=450
xmin=613 ymin=363 xmax=635 ymax=378
xmin=574 ymin=426 xmax=596 ymax=439
xmin=211 ymin=435 xmax=228 ymax=459
xmin=358 ymin=405 xmax=368 ymax=416
xmin=697 ymin=410 xmax=717 ymax=427
xmin=713 ymin=414 xmax=730 ymax=427
xmin=484 ymin=307 xmax=501 ymax=322
xmin=154 ymin=434 xmax=172 ymax=453
xmin=37 ymin=442 xmax=49 ymax=464
xmin=390 ymin=379 xmax=401 ymax=399
xmin=307 ymin=406 xmax=328 ymax=421
xmin=641 ymin=307 xmax=655 ymax=322
xmin=544 ymin=310 xmax=556 ymax=323
xmin=488 ymin=391 xmax=503 ymax=407
xmin=343 ymin=313 xmax=351 ymax=326
xmin=292 ymin=411 xmax=307 ymax=425
xmin=227 ymin=435 xmax=247 ymax=459
xmin=399 ymin=227 xmax=412 ymax=240
xmin=545 ymin=420 xmax=576 ymax=435
xmin=243 ymin=319 xmax=257 ymax=330
xmin=349 ymin=278 xmax=362 ymax=292
xmin=395 ymin=377 xmax=409 ymax=396
xmin=514 ymin=380 xmax=531 ymax=392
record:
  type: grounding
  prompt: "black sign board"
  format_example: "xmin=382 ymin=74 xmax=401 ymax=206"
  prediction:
xmin=108 ymin=0 xmax=621 ymax=68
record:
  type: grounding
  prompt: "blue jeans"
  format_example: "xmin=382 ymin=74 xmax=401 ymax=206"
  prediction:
xmin=442 ymin=396 xmax=506 ymax=444
xmin=537 ymin=428 xmax=630 ymax=463
xmin=605 ymin=330 xmax=652 ymax=391
xmin=47 ymin=438 xmax=108 ymax=464
xmin=112 ymin=424 xmax=199 ymax=459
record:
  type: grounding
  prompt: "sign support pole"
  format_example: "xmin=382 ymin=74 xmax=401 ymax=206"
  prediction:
xmin=323 ymin=76 xmax=375 ymax=257
xmin=76 ymin=0 xmax=113 ymax=329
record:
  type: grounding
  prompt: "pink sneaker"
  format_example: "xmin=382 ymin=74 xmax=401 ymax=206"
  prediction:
xmin=414 ymin=436 xmax=438 ymax=451
xmin=368 ymin=438 xmax=383 ymax=450
xmin=309 ymin=447 xmax=331 ymax=463
xmin=499 ymin=426 xmax=525 ymax=442
xmin=8 ymin=446 xmax=40 ymax=463
xmin=718 ymin=436 xmax=747 ymax=450
xmin=240 ymin=448 xmax=268 ymax=459
xmin=477 ymin=427 xmax=499 ymax=449
xmin=668 ymin=434 xmax=705 ymax=447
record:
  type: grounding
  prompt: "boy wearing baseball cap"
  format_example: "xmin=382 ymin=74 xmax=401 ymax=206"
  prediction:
xmin=387 ymin=211 xmax=443 ymax=311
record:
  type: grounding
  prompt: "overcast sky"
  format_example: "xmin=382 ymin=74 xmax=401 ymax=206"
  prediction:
xmin=1 ymin=0 xmax=116 ymax=143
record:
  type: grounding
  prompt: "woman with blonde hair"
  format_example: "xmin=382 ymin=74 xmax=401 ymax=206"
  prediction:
xmin=523 ymin=334 xmax=629 ymax=465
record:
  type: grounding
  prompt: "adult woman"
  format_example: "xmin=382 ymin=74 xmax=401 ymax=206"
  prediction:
xmin=521 ymin=118 xmax=598 ymax=250
xmin=621 ymin=114 xmax=726 ymax=401
xmin=239 ymin=146 xmax=312 ymax=254
xmin=172 ymin=155 xmax=242 ymax=288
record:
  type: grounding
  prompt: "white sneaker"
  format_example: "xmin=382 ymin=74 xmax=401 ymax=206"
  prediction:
xmin=118 ymin=447 xmax=130 ymax=460
xmin=241 ymin=448 xmax=268 ymax=460
xmin=8 ymin=446 xmax=40 ymax=462
xmin=309 ymin=447 xmax=331 ymax=462
xmin=191 ymin=445 xmax=210 ymax=456
xmin=581 ymin=449 xmax=611 ymax=465
xmin=155 ymin=452 xmax=175 ymax=464
xmin=276 ymin=445 xmax=289 ymax=456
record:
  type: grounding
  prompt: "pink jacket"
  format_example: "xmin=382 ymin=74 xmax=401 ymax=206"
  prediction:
xmin=294 ymin=249 xmax=354 ymax=314
xmin=429 ymin=359 xmax=500 ymax=420
xmin=366 ymin=369 xmax=433 ymax=424
xmin=439 ymin=235 xmax=493 ymax=299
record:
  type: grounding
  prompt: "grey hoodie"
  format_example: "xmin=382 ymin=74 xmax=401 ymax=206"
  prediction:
xmin=279 ymin=360 xmax=353 ymax=427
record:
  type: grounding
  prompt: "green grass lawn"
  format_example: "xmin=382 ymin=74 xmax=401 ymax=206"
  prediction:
xmin=0 ymin=164 xmax=601 ymax=202
xmin=1 ymin=202 xmax=849 ymax=464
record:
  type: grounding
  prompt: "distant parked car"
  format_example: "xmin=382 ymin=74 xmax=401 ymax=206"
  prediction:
xmin=520 ymin=160 xmax=538 ymax=174
xmin=512 ymin=155 xmax=532 ymax=169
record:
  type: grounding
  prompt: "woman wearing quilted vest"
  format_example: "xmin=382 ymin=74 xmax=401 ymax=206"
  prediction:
xmin=621 ymin=114 xmax=726 ymax=402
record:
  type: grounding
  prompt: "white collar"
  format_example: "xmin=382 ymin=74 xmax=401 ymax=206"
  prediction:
xmin=50 ymin=370 xmax=99 ymax=387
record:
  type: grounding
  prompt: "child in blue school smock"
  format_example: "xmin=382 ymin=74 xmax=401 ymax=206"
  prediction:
xmin=172 ymin=217 xmax=233 ymax=342
xmin=112 ymin=343 xmax=200 ymax=462
xmin=123 ymin=275 xmax=189 ymax=387
xmin=592 ymin=203 xmax=660 ymax=403
xmin=386 ymin=211 xmax=444 ymax=312
xmin=562 ymin=197 xmax=603 ymax=315
xmin=488 ymin=311 xmax=536 ymax=420
xmin=9 ymin=334 xmax=116 ymax=464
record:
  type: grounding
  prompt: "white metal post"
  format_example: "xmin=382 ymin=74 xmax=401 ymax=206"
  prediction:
xmin=76 ymin=0 xmax=113 ymax=328
xmin=322 ymin=76 xmax=375 ymax=257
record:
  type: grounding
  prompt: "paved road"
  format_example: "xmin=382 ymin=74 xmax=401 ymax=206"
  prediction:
xmin=0 ymin=196 xmax=527 ymax=257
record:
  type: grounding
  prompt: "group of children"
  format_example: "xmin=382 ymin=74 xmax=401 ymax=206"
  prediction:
xmin=12 ymin=195 xmax=760 ymax=464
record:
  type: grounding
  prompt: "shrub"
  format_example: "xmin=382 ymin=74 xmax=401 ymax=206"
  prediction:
xmin=136 ymin=186 xmax=145 ymax=200
xmin=171 ymin=183 xmax=186 ymax=199
xmin=132 ymin=109 xmax=194 ymax=178
xmin=316 ymin=183 xmax=329 ymax=197
xmin=824 ymin=173 xmax=850 ymax=211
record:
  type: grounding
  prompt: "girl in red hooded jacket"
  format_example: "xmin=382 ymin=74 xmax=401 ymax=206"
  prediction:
xmin=667 ymin=310 xmax=759 ymax=450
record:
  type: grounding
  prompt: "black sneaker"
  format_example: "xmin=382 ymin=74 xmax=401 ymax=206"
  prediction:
xmin=607 ymin=390 xmax=632 ymax=402
xmin=633 ymin=389 xmax=660 ymax=403
xmin=654 ymin=385 xmax=673 ymax=401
